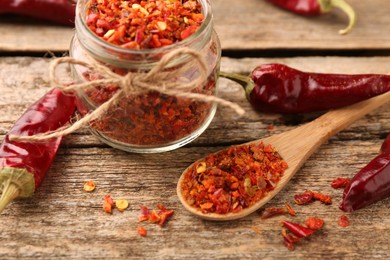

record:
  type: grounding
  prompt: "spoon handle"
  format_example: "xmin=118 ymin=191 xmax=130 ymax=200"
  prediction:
xmin=270 ymin=90 xmax=390 ymax=176
xmin=311 ymin=90 xmax=390 ymax=138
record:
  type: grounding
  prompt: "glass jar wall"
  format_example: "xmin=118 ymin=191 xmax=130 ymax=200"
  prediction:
xmin=69 ymin=0 xmax=221 ymax=153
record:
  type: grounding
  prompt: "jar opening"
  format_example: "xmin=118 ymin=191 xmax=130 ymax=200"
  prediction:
xmin=75 ymin=0 xmax=214 ymax=68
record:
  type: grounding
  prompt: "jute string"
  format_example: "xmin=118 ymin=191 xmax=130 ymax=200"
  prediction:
xmin=10 ymin=47 xmax=245 ymax=142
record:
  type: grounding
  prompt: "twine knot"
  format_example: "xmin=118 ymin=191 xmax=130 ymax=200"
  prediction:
xmin=10 ymin=47 xmax=245 ymax=142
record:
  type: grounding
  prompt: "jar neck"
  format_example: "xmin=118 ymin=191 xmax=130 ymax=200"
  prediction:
xmin=74 ymin=0 xmax=214 ymax=70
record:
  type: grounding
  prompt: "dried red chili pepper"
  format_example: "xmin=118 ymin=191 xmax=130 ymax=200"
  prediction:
xmin=0 ymin=88 xmax=76 ymax=213
xmin=380 ymin=133 xmax=390 ymax=154
xmin=340 ymin=134 xmax=390 ymax=212
xmin=305 ymin=217 xmax=324 ymax=230
xmin=330 ymin=177 xmax=349 ymax=189
xmin=266 ymin=0 xmax=356 ymax=34
xmin=219 ymin=64 xmax=390 ymax=114
xmin=0 ymin=0 xmax=76 ymax=26
xmin=281 ymin=220 xmax=315 ymax=238
xmin=180 ymin=142 xmax=288 ymax=214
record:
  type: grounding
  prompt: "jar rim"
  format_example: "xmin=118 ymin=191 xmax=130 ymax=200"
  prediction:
xmin=75 ymin=0 xmax=213 ymax=56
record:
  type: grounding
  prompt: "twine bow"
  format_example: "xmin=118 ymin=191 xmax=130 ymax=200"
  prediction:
xmin=10 ymin=48 xmax=245 ymax=142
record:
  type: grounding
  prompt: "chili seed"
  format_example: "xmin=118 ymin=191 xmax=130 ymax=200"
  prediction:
xmin=83 ymin=180 xmax=96 ymax=192
xmin=116 ymin=199 xmax=129 ymax=212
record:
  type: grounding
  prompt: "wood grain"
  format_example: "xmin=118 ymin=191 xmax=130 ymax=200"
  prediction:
xmin=0 ymin=56 xmax=389 ymax=259
xmin=0 ymin=0 xmax=389 ymax=52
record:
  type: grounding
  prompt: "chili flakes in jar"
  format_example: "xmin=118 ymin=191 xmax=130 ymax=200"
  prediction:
xmin=180 ymin=142 xmax=288 ymax=214
xmin=86 ymin=0 xmax=204 ymax=49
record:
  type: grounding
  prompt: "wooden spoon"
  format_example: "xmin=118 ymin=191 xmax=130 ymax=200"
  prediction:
xmin=177 ymin=91 xmax=390 ymax=221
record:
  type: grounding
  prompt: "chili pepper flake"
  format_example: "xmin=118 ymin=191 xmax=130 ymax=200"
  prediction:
xmin=138 ymin=204 xmax=174 ymax=227
xmin=260 ymin=207 xmax=286 ymax=219
xmin=330 ymin=177 xmax=350 ymax=189
xmin=137 ymin=226 xmax=147 ymax=237
xmin=294 ymin=190 xmax=314 ymax=205
xmin=282 ymin=220 xmax=314 ymax=238
xmin=83 ymin=180 xmax=96 ymax=192
xmin=312 ymin=191 xmax=332 ymax=205
xmin=86 ymin=0 xmax=204 ymax=49
xmin=338 ymin=215 xmax=350 ymax=228
xmin=294 ymin=190 xmax=332 ymax=205
xmin=282 ymin=229 xmax=301 ymax=251
xmin=180 ymin=142 xmax=288 ymax=214
xmin=116 ymin=199 xmax=129 ymax=212
xmin=305 ymin=217 xmax=324 ymax=230
xmin=103 ymin=194 xmax=115 ymax=214
xmin=260 ymin=203 xmax=295 ymax=219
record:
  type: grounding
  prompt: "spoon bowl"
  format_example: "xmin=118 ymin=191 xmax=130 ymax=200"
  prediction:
xmin=177 ymin=91 xmax=390 ymax=221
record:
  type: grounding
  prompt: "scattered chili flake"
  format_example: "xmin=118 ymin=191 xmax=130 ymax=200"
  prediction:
xmin=294 ymin=190 xmax=332 ymax=205
xmin=260 ymin=207 xmax=286 ymax=219
xmin=260 ymin=203 xmax=295 ymax=219
xmin=103 ymin=194 xmax=115 ymax=213
xmin=138 ymin=204 xmax=174 ymax=227
xmin=116 ymin=199 xmax=129 ymax=212
xmin=294 ymin=190 xmax=314 ymax=205
xmin=86 ymin=0 xmax=204 ymax=49
xmin=137 ymin=226 xmax=147 ymax=237
xmin=285 ymin=203 xmax=296 ymax=216
xmin=338 ymin=214 xmax=350 ymax=228
xmin=282 ymin=229 xmax=302 ymax=251
xmin=251 ymin=226 xmax=262 ymax=235
xmin=305 ymin=217 xmax=324 ymax=230
xmin=83 ymin=180 xmax=96 ymax=192
xmin=266 ymin=125 xmax=275 ymax=131
xmin=312 ymin=191 xmax=332 ymax=205
xmin=281 ymin=220 xmax=315 ymax=238
xmin=330 ymin=177 xmax=350 ymax=189
xmin=180 ymin=142 xmax=288 ymax=214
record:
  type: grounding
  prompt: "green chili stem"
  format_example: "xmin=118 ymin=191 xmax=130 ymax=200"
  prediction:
xmin=219 ymin=71 xmax=255 ymax=101
xmin=319 ymin=0 xmax=357 ymax=35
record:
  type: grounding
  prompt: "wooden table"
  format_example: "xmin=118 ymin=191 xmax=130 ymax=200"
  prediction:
xmin=1 ymin=0 xmax=389 ymax=258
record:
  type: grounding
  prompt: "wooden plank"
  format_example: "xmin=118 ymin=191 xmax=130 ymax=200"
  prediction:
xmin=0 ymin=0 xmax=389 ymax=52
xmin=0 ymin=56 xmax=389 ymax=259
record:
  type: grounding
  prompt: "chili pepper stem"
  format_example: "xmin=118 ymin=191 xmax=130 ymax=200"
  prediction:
xmin=0 ymin=167 xmax=35 ymax=213
xmin=319 ymin=0 xmax=356 ymax=35
xmin=0 ymin=182 xmax=20 ymax=213
xmin=219 ymin=71 xmax=255 ymax=101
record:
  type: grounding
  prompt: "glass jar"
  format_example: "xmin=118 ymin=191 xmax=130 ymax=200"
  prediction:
xmin=69 ymin=0 xmax=221 ymax=153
